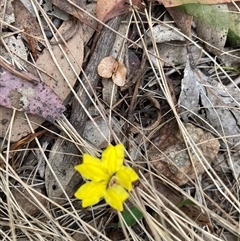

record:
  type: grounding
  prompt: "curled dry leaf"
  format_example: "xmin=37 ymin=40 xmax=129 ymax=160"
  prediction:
xmin=0 ymin=67 xmax=65 ymax=122
xmin=98 ymin=56 xmax=127 ymax=87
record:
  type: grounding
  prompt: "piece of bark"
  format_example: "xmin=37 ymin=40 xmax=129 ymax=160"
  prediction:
xmin=45 ymin=16 xmax=123 ymax=204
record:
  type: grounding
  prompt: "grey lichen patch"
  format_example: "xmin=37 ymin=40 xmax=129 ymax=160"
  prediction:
xmin=19 ymin=87 xmax=35 ymax=109
xmin=8 ymin=90 xmax=23 ymax=110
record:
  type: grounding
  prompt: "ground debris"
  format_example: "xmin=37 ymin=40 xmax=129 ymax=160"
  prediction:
xmin=179 ymin=59 xmax=240 ymax=149
xmin=149 ymin=121 xmax=219 ymax=186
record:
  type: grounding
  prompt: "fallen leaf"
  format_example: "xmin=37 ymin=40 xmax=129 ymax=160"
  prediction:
xmin=83 ymin=118 xmax=122 ymax=148
xmin=146 ymin=24 xmax=185 ymax=44
xmin=149 ymin=42 xmax=202 ymax=67
xmin=128 ymin=49 xmax=141 ymax=74
xmin=43 ymin=0 xmax=69 ymax=20
xmin=148 ymin=121 xmax=219 ymax=186
xmin=96 ymin=0 xmax=145 ymax=23
xmin=98 ymin=56 xmax=118 ymax=78
xmin=167 ymin=7 xmax=192 ymax=37
xmin=10 ymin=129 xmax=46 ymax=151
xmin=0 ymin=67 xmax=65 ymax=122
xmin=0 ymin=35 xmax=28 ymax=68
xmin=52 ymin=0 xmax=95 ymax=29
xmin=155 ymin=0 xmax=240 ymax=8
xmin=183 ymin=4 xmax=229 ymax=55
xmin=178 ymin=59 xmax=240 ymax=149
xmin=0 ymin=18 xmax=84 ymax=142
xmin=81 ymin=2 xmax=98 ymax=44
xmin=12 ymin=0 xmax=44 ymax=50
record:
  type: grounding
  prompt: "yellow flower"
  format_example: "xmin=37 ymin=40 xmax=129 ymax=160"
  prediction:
xmin=74 ymin=143 xmax=139 ymax=211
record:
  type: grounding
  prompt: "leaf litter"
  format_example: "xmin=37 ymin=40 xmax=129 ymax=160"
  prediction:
xmin=0 ymin=0 xmax=240 ymax=241
xmin=0 ymin=2 xmax=84 ymax=141
xmin=0 ymin=65 xmax=65 ymax=122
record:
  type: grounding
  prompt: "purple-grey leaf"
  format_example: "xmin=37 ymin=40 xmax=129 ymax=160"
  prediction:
xmin=0 ymin=67 xmax=65 ymax=122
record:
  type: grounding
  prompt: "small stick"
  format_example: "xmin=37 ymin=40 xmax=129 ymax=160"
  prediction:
xmin=0 ymin=58 xmax=38 ymax=86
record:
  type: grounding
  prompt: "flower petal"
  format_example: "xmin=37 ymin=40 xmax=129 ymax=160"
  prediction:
xmin=104 ymin=185 xmax=129 ymax=211
xmin=75 ymin=154 xmax=109 ymax=182
xmin=115 ymin=166 xmax=139 ymax=191
xmin=102 ymin=143 xmax=124 ymax=175
xmin=74 ymin=181 xmax=107 ymax=207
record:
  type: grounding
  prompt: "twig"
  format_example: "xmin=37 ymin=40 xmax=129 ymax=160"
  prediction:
xmin=0 ymin=57 xmax=39 ymax=86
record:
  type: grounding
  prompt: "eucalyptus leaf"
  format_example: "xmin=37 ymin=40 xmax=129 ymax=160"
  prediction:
xmin=182 ymin=4 xmax=229 ymax=54
xmin=183 ymin=3 xmax=229 ymax=30
xmin=227 ymin=6 xmax=240 ymax=47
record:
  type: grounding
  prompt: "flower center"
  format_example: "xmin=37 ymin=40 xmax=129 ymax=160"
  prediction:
xmin=108 ymin=175 xmax=119 ymax=187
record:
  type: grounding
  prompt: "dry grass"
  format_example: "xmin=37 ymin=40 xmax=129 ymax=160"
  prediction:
xmin=0 ymin=0 xmax=239 ymax=240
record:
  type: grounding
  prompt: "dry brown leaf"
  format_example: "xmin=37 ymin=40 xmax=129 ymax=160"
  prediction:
xmin=98 ymin=56 xmax=118 ymax=78
xmin=96 ymin=0 xmax=145 ymax=23
xmin=149 ymin=121 xmax=219 ymax=186
xmin=0 ymin=18 xmax=84 ymax=142
xmin=52 ymin=0 xmax=94 ymax=29
xmin=149 ymin=42 xmax=203 ymax=67
xmin=112 ymin=62 xmax=127 ymax=86
xmin=81 ymin=2 xmax=97 ymax=44
xmin=12 ymin=0 xmax=44 ymax=50
xmin=167 ymin=7 xmax=192 ymax=37
xmin=155 ymin=0 xmax=240 ymax=8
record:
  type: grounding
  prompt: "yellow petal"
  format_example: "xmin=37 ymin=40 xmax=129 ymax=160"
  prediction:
xmin=104 ymin=185 xmax=129 ymax=211
xmin=115 ymin=166 xmax=139 ymax=191
xmin=74 ymin=181 xmax=107 ymax=208
xmin=75 ymin=154 xmax=109 ymax=182
xmin=102 ymin=143 xmax=124 ymax=175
